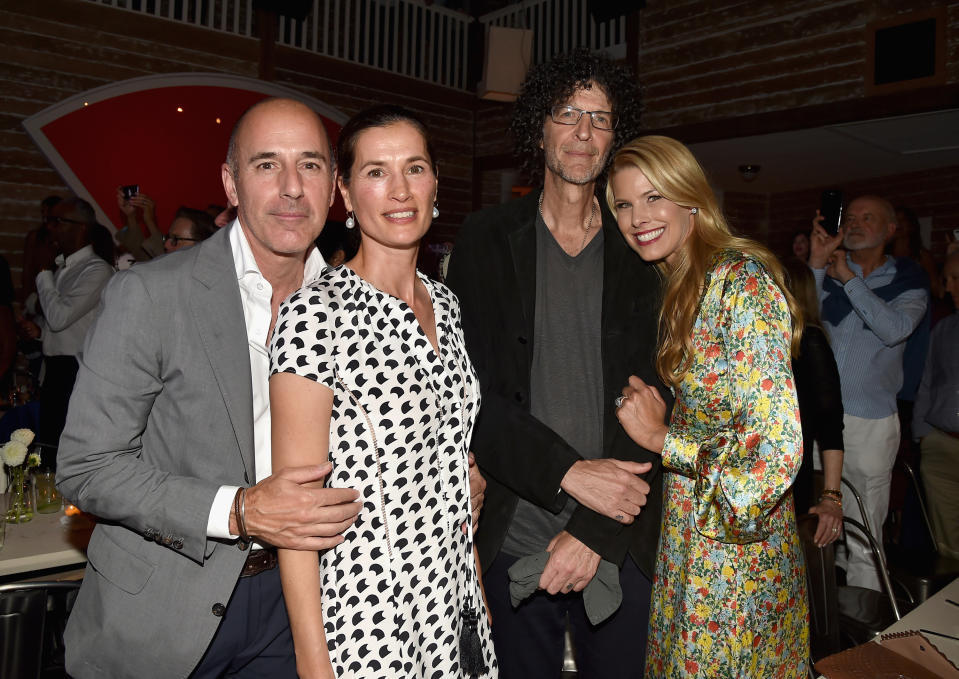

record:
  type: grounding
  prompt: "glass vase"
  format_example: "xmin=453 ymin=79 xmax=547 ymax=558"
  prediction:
xmin=5 ymin=464 xmax=34 ymax=524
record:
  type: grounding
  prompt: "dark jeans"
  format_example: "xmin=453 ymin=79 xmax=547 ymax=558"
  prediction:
xmin=189 ymin=565 xmax=296 ymax=679
xmin=38 ymin=355 xmax=78 ymax=467
xmin=484 ymin=551 xmax=651 ymax=679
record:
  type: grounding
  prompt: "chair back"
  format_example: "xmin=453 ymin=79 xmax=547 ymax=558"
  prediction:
xmin=0 ymin=581 xmax=80 ymax=679
xmin=797 ymin=514 xmax=841 ymax=661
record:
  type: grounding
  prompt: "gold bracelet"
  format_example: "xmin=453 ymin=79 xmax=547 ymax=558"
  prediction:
xmin=819 ymin=494 xmax=842 ymax=509
xmin=821 ymin=488 xmax=842 ymax=499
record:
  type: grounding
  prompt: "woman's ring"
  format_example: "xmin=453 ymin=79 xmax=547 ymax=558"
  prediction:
xmin=832 ymin=527 xmax=839 ymax=533
xmin=614 ymin=395 xmax=627 ymax=408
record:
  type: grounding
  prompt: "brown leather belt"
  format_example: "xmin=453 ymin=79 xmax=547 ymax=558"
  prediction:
xmin=240 ymin=548 xmax=278 ymax=578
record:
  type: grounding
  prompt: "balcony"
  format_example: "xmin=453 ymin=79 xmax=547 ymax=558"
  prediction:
xmin=81 ymin=0 xmax=629 ymax=91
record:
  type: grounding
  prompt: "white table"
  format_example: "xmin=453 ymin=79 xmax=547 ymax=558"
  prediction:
xmin=881 ymin=576 xmax=959 ymax=664
xmin=0 ymin=510 xmax=94 ymax=579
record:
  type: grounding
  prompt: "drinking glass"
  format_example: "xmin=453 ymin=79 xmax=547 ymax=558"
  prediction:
xmin=33 ymin=470 xmax=62 ymax=514
xmin=0 ymin=490 xmax=7 ymax=552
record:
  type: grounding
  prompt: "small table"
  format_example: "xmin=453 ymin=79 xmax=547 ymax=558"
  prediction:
xmin=881 ymin=576 xmax=959 ymax=664
xmin=0 ymin=511 xmax=94 ymax=580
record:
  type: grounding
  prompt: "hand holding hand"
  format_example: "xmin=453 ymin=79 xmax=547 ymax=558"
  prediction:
xmin=240 ymin=463 xmax=361 ymax=550
xmin=808 ymin=213 xmax=845 ymax=269
xmin=615 ymin=375 xmax=668 ymax=454
xmin=462 ymin=451 xmax=486 ymax=535
xmin=539 ymin=531 xmax=601 ymax=594
xmin=560 ymin=457 xmax=651 ymax=524
xmin=809 ymin=499 xmax=843 ymax=547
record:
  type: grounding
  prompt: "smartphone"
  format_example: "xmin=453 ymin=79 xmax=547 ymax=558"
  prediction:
xmin=121 ymin=184 xmax=139 ymax=201
xmin=820 ymin=190 xmax=843 ymax=236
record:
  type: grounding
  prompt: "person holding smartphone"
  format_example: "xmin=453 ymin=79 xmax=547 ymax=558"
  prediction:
xmin=809 ymin=194 xmax=929 ymax=592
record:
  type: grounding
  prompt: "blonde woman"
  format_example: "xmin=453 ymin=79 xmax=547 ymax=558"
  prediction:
xmin=607 ymin=136 xmax=808 ymax=677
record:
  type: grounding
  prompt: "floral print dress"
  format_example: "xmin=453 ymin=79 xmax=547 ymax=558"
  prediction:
xmin=646 ymin=251 xmax=809 ymax=678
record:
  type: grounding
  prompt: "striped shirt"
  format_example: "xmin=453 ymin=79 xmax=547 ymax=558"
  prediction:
xmin=814 ymin=255 xmax=928 ymax=419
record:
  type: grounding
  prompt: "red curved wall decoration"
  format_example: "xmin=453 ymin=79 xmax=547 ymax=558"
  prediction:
xmin=23 ymin=74 xmax=348 ymax=233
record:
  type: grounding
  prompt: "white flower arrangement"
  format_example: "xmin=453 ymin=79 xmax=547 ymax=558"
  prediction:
xmin=1 ymin=429 xmax=39 ymax=470
xmin=10 ymin=428 xmax=36 ymax=446
xmin=1 ymin=440 xmax=29 ymax=467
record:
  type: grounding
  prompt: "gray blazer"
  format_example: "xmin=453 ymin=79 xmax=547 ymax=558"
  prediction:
xmin=57 ymin=227 xmax=256 ymax=678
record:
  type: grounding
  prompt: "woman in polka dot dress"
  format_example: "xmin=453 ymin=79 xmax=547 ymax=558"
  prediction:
xmin=269 ymin=106 xmax=497 ymax=679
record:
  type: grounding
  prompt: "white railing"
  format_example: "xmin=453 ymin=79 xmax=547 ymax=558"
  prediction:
xmin=82 ymin=0 xmax=625 ymax=90
xmin=91 ymin=0 xmax=255 ymax=36
xmin=479 ymin=0 xmax=626 ymax=62
xmin=84 ymin=0 xmax=470 ymax=90
xmin=277 ymin=0 xmax=471 ymax=90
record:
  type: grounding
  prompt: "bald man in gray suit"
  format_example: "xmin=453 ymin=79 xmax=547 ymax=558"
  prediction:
xmin=56 ymin=98 xmax=361 ymax=678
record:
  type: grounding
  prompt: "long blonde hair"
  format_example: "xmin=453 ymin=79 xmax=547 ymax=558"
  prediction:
xmin=606 ymin=135 xmax=802 ymax=389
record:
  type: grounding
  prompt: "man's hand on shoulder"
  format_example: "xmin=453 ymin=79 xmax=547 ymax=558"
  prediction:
xmin=239 ymin=463 xmax=361 ymax=550
xmin=560 ymin=458 xmax=652 ymax=524
xmin=538 ymin=531 xmax=601 ymax=594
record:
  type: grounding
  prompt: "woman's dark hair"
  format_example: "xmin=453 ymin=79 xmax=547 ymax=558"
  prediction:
xmin=893 ymin=205 xmax=923 ymax=259
xmin=174 ymin=206 xmax=216 ymax=242
xmin=315 ymin=219 xmax=360 ymax=263
xmin=336 ymin=105 xmax=436 ymax=185
xmin=509 ymin=47 xmax=643 ymax=186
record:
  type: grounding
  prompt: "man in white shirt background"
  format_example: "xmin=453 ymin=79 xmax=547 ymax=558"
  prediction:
xmin=33 ymin=197 xmax=114 ymax=465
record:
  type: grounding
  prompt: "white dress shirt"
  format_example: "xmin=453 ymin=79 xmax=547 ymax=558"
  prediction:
xmin=35 ymin=244 xmax=114 ymax=357
xmin=206 ymin=220 xmax=325 ymax=539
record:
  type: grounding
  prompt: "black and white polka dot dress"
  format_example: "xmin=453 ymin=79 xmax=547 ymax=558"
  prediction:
xmin=270 ymin=266 xmax=497 ymax=678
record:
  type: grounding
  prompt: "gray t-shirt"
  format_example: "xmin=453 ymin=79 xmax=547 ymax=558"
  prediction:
xmin=501 ymin=212 xmax=605 ymax=557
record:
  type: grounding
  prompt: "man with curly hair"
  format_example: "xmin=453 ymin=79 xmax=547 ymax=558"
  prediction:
xmin=446 ymin=48 xmax=664 ymax=678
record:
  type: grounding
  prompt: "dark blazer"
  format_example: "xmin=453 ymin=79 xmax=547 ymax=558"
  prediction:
xmin=56 ymin=227 xmax=254 ymax=678
xmin=445 ymin=191 xmax=666 ymax=578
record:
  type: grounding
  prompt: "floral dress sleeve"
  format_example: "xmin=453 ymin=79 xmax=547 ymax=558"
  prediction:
xmin=661 ymin=257 xmax=802 ymax=543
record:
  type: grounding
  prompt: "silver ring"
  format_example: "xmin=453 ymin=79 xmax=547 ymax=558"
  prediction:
xmin=832 ymin=527 xmax=838 ymax=533
xmin=614 ymin=395 xmax=627 ymax=408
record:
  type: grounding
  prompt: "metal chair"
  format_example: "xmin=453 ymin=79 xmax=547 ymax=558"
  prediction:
xmin=801 ymin=476 xmax=912 ymax=651
xmin=0 ymin=580 xmax=81 ymax=679
xmin=797 ymin=514 xmax=840 ymax=662
xmin=834 ymin=477 xmax=914 ymax=646
xmin=886 ymin=460 xmax=959 ymax=603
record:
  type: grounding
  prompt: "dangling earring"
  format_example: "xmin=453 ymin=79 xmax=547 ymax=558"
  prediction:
xmin=690 ymin=207 xmax=699 ymax=214
xmin=432 ymin=202 xmax=440 ymax=219
xmin=345 ymin=211 xmax=356 ymax=229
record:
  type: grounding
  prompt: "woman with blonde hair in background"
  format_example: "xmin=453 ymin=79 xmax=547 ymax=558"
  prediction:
xmin=607 ymin=135 xmax=808 ymax=677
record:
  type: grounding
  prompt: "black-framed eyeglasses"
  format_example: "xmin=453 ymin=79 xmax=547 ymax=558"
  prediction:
xmin=45 ymin=215 xmax=87 ymax=226
xmin=549 ymin=105 xmax=618 ymax=131
xmin=163 ymin=235 xmax=199 ymax=247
